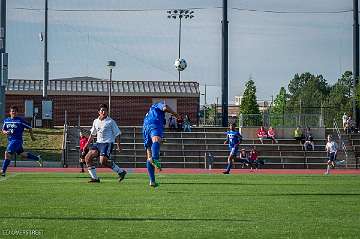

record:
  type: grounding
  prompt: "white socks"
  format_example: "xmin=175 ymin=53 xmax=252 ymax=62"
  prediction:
xmin=88 ymin=166 xmax=98 ymax=179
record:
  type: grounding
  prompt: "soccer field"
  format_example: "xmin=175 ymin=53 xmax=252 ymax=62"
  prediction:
xmin=0 ymin=172 xmax=359 ymax=238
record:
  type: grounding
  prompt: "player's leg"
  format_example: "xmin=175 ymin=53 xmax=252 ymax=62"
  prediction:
xmin=98 ymin=144 xmax=127 ymax=182
xmin=19 ymin=150 xmax=42 ymax=167
xmin=79 ymin=150 xmax=87 ymax=173
xmin=85 ymin=148 xmax=100 ymax=182
xmin=223 ymin=148 xmax=236 ymax=174
xmin=1 ymin=150 xmax=13 ymax=177
xmin=146 ymin=148 xmax=157 ymax=186
xmin=150 ymin=135 xmax=162 ymax=170
xmin=143 ymin=126 xmax=158 ymax=187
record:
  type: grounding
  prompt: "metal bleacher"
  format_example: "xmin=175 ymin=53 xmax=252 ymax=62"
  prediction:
xmin=65 ymin=126 xmax=354 ymax=169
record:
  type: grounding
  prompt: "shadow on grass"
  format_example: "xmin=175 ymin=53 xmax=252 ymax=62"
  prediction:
xmin=0 ymin=216 xmax=250 ymax=222
xmin=167 ymin=191 xmax=360 ymax=196
xmin=162 ymin=182 xmax=316 ymax=186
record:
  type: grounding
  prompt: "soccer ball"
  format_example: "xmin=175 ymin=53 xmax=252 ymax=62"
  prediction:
xmin=174 ymin=58 xmax=187 ymax=71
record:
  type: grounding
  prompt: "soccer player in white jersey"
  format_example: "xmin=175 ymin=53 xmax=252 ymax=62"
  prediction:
xmin=325 ymin=135 xmax=338 ymax=175
xmin=83 ymin=104 xmax=126 ymax=183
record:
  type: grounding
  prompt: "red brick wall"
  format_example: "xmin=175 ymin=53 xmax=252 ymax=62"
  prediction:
xmin=6 ymin=95 xmax=199 ymax=127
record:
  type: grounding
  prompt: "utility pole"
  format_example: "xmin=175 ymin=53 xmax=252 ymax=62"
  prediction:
xmin=203 ymin=84 xmax=207 ymax=125
xmin=0 ymin=0 xmax=7 ymax=118
xmin=221 ymin=0 xmax=228 ymax=127
xmin=43 ymin=0 xmax=49 ymax=99
xmin=353 ymin=0 xmax=359 ymax=127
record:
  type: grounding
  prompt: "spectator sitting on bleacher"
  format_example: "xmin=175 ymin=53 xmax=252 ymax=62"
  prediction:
xmin=346 ymin=116 xmax=355 ymax=134
xmin=267 ymin=126 xmax=278 ymax=144
xmin=177 ymin=114 xmax=183 ymax=132
xmin=293 ymin=126 xmax=305 ymax=144
xmin=183 ymin=114 xmax=192 ymax=132
xmin=249 ymin=147 xmax=264 ymax=171
xmin=168 ymin=115 xmax=177 ymax=131
xmin=303 ymin=127 xmax=315 ymax=151
xmin=239 ymin=148 xmax=249 ymax=168
xmin=256 ymin=126 xmax=268 ymax=144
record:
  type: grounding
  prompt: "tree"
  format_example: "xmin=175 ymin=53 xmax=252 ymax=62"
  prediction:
xmin=239 ymin=80 xmax=260 ymax=126
xmin=287 ymin=72 xmax=329 ymax=114
xmin=270 ymin=87 xmax=288 ymax=127
xmin=324 ymin=71 xmax=353 ymax=126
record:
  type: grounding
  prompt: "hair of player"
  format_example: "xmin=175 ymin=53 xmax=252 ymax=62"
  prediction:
xmin=10 ymin=105 xmax=19 ymax=112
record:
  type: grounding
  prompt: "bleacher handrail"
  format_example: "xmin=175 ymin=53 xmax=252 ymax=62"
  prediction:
xmin=333 ymin=119 xmax=348 ymax=167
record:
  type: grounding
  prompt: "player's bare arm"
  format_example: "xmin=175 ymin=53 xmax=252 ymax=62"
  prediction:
xmin=29 ymin=129 xmax=36 ymax=141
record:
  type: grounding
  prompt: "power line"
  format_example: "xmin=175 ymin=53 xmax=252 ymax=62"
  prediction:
xmin=12 ymin=7 xmax=354 ymax=14
xmin=231 ymin=7 xmax=352 ymax=14
xmin=12 ymin=7 xmax=214 ymax=12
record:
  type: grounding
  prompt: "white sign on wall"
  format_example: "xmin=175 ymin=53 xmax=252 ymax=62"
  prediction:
xmin=42 ymin=100 xmax=53 ymax=120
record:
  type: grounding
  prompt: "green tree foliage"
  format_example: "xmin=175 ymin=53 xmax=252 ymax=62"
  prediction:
xmin=239 ymin=80 xmax=261 ymax=126
xmin=270 ymin=87 xmax=288 ymax=127
xmin=287 ymin=72 xmax=329 ymax=114
xmin=326 ymin=71 xmax=353 ymax=126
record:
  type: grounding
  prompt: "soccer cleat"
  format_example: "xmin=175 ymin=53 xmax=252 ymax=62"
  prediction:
xmin=1 ymin=171 xmax=5 ymax=177
xmin=151 ymin=159 xmax=162 ymax=171
xmin=88 ymin=178 xmax=100 ymax=183
xmin=336 ymin=160 xmax=346 ymax=166
xmin=149 ymin=182 xmax=159 ymax=187
xmin=118 ymin=170 xmax=127 ymax=182
xmin=222 ymin=171 xmax=229 ymax=174
xmin=324 ymin=172 xmax=329 ymax=175
xmin=37 ymin=155 xmax=43 ymax=167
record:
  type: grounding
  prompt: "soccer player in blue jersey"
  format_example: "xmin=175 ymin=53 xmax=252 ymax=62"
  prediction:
xmin=1 ymin=106 xmax=42 ymax=177
xmin=143 ymin=101 xmax=178 ymax=187
xmin=223 ymin=123 xmax=242 ymax=174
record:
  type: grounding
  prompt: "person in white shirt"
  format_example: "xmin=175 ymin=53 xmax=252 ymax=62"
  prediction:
xmin=83 ymin=104 xmax=126 ymax=183
xmin=325 ymin=135 xmax=338 ymax=175
xmin=342 ymin=113 xmax=348 ymax=132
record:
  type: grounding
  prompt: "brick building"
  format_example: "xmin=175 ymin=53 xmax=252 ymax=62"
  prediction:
xmin=5 ymin=77 xmax=200 ymax=127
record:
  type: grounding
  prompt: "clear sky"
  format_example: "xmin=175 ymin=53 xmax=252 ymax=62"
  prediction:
xmin=7 ymin=0 xmax=354 ymax=104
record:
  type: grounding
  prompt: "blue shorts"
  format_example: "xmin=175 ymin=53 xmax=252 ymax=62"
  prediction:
xmin=328 ymin=152 xmax=337 ymax=162
xmin=91 ymin=143 xmax=114 ymax=159
xmin=6 ymin=140 xmax=24 ymax=155
xmin=229 ymin=147 xmax=238 ymax=156
xmin=143 ymin=124 xmax=163 ymax=149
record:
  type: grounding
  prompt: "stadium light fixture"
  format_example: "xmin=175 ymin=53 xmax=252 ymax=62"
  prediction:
xmin=107 ymin=61 xmax=116 ymax=116
xmin=166 ymin=8 xmax=195 ymax=81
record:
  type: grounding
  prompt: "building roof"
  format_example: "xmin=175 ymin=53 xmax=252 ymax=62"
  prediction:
xmin=6 ymin=77 xmax=200 ymax=97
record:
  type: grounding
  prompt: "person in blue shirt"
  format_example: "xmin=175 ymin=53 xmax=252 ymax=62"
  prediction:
xmin=223 ymin=123 xmax=242 ymax=174
xmin=1 ymin=105 xmax=42 ymax=177
xmin=143 ymin=101 xmax=178 ymax=187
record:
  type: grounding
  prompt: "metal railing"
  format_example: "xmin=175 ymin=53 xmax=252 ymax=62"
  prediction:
xmin=333 ymin=119 xmax=348 ymax=167
xmin=239 ymin=113 xmax=324 ymax=128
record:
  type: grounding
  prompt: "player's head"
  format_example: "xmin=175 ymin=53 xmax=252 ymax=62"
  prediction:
xmin=229 ymin=122 xmax=236 ymax=130
xmin=9 ymin=105 xmax=18 ymax=118
xmin=98 ymin=104 xmax=108 ymax=118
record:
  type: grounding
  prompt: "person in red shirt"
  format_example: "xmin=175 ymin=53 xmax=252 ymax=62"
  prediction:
xmin=79 ymin=132 xmax=89 ymax=173
xmin=267 ymin=126 xmax=278 ymax=144
xmin=256 ymin=126 xmax=268 ymax=144
xmin=249 ymin=147 xmax=258 ymax=171
xmin=248 ymin=147 xmax=264 ymax=171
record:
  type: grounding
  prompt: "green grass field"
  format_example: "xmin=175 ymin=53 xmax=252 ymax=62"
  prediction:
xmin=0 ymin=172 xmax=359 ymax=238
xmin=0 ymin=128 xmax=63 ymax=162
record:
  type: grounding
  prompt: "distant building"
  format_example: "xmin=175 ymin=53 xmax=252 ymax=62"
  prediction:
xmin=5 ymin=77 xmax=200 ymax=127
xmin=217 ymin=96 xmax=271 ymax=117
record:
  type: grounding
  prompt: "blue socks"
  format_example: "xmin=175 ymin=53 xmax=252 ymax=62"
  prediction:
xmin=225 ymin=161 xmax=232 ymax=173
xmin=2 ymin=159 xmax=11 ymax=173
xmin=146 ymin=160 xmax=155 ymax=183
xmin=151 ymin=142 xmax=160 ymax=160
xmin=26 ymin=153 xmax=39 ymax=161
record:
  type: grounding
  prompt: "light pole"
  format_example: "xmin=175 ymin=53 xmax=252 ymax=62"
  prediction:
xmin=107 ymin=61 xmax=116 ymax=116
xmin=167 ymin=9 xmax=194 ymax=81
